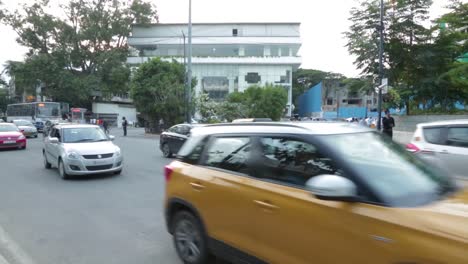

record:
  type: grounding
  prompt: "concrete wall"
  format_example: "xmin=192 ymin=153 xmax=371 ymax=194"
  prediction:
xmin=92 ymin=103 xmax=137 ymax=128
xmin=393 ymin=115 xmax=468 ymax=132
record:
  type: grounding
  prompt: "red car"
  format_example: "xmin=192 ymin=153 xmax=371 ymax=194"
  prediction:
xmin=0 ymin=123 xmax=27 ymax=150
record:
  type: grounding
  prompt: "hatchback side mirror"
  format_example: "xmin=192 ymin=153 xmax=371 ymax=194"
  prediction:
xmin=108 ymin=135 xmax=115 ymax=141
xmin=49 ymin=137 xmax=59 ymax=144
xmin=305 ymin=175 xmax=358 ymax=202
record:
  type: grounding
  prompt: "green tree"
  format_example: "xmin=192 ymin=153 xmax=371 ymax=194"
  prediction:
xmin=130 ymin=58 xmax=187 ymax=130
xmin=0 ymin=0 xmax=158 ymax=106
xmin=225 ymin=85 xmax=288 ymax=121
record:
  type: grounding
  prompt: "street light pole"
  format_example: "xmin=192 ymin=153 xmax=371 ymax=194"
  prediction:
xmin=186 ymin=0 xmax=193 ymax=124
xmin=377 ymin=0 xmax=384 ymax=131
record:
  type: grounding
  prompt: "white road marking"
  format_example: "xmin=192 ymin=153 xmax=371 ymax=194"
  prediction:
xmin=0 ymin=224 xmax=36 ymax=264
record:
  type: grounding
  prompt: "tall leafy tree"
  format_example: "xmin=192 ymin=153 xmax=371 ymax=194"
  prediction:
xmin=130 ymin=58 xmax=187 ymax=130
xmin=0 ymin=0 xmax=158 ymax=106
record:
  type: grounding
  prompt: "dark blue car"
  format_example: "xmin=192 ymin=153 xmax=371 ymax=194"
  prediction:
xmin=34 ymin=121 xmax=44 ymax=133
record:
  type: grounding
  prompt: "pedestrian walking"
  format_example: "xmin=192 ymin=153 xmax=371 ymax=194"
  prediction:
xmin=103 ymin=120 xmax=109 ymax=134
xmin=122 ymin=117 xmax=128 ymax=136
xmin=382 ymin=109 xmax=395 ymax=139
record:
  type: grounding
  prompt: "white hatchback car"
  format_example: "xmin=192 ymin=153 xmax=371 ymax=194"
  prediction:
xmin=43 ymin=124 xmax=123 ymax=179
xmin=406 ymin=119 xmax=468 ymax=180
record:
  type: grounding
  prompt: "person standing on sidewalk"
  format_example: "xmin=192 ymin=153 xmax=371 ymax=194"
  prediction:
xmin=122 ymin=117 xmax=128 ymax=136
xmin=382 ymin=109 xmax=395 ymax=139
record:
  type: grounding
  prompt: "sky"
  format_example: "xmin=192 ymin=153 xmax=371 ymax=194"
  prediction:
xmin=0 ymin=0 xmax=453 ymax=78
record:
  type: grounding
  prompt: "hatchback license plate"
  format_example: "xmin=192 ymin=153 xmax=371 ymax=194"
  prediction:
xmin=3 ymin=140 xmax=15 ymax=144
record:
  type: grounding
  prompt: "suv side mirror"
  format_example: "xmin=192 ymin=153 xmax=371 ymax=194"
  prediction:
xmin=49 ymin=137 xmax=59 ymax=144
xmin=305 ymin=175 xmax=357 ymax=202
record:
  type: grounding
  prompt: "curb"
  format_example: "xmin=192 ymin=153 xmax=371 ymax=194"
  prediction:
xmin=0 ymin=224 xmax=35 ymax=264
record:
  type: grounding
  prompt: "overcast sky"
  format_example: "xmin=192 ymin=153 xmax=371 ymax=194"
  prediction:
xmin=0 ymin=0 xmax=453 ymax=78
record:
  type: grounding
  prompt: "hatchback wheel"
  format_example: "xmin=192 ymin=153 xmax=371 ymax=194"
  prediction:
xmin=172 ymin=211 xmax=210 ymax=264
xmin=162 ymin=143 xmax=172 ymax=158
xmin=43 ymin=152 xmax=51 ymax=169
xmin=58 ymin=159 xmax=69 ymax=179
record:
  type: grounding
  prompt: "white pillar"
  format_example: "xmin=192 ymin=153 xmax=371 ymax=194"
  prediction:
xmin=228 ymin=77 xmax=235 ymax=93
xmin=278 ymin=48 xmax=282 ymax=57
xmin=288 ymin=69 xmax=293 ymax=116
xmin=264 ymin=46 xmax=271 ymax=57
xmin=239 ymin=47 xmax=245 ymax=56
xmin=289 ymin=47 xmax=293 ymax=56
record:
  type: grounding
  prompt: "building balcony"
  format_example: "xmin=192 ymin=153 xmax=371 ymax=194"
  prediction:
xmin=127 ymin=56 xmax=302 ymax=66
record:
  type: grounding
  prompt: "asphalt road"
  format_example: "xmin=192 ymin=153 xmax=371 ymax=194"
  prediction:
xmin=0 ymin=129 xmax=184 ymax=264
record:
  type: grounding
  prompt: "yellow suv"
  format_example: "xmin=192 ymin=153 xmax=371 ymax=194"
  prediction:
xmin=164 ymin=122 xmax=467 ymax=264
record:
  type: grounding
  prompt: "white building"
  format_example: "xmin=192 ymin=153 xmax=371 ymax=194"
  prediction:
xmin=127 ymin=22 xmax=302 ymax=116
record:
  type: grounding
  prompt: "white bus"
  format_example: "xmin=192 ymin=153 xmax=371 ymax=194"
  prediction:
xmin=6 ymin=102 xmax=66 ymax=122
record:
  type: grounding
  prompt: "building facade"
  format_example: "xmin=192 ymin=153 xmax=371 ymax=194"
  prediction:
xmin=298 ymin=80 xmax=380 ymax=119
xmin=127 ymin=23 xmax=302 ymax=116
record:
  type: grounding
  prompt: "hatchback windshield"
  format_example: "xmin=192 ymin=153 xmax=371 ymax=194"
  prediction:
xmin=0 ymin=124 xmax=19 ymax=132
xmin=62 ymin=127 xmax=109 ymax=143
xmin=14 ymin=120 xmax=34 ymax=127
xmin=320 ymin=132 xmax=457 ymax=207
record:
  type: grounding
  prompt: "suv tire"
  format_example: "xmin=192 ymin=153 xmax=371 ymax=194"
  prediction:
xmin=162 ymin=143 xmax=172 ymax=158
xmin=172 ymin=211 xmax=210 ymax=264
xmin=43 ymin=151 xmax=52 ymax=169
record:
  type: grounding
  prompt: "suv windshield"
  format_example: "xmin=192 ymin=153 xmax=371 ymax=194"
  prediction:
xmin=320 ymin=132 xmax=457 ymax=207
xmin=62 ymin=127 xmax=109 ymax=143
xmin=0 ymin=124 xmax=19 ymax=132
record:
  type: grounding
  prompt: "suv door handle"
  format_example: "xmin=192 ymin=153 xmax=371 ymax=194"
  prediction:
xmin=189 ymin=182 xmax=205 ymax=191
xmin=253 ymin=200 xmax=279 ymax=210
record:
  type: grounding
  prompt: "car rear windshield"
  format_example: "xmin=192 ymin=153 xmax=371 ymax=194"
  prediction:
xmin=0 ymin=125 xmax=19 ymax=132
xmin=62 ymin=127 xmax=108 ymax=143
xmin=14 ymin=120 xmax=34 ymax=126
xmin=319 ymin=132 xmax=457 ymax=207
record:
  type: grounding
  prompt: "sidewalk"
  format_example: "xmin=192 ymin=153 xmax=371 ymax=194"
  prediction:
xmin=109 ymin=127 xmax=160 ymax=139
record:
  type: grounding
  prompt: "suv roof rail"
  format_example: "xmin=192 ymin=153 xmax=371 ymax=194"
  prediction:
xmin=205 ymin=122 xmax=303 ymax=129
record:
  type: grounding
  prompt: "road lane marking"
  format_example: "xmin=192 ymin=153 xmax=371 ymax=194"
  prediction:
xmin=0 ymin=224 xmax=36 ymax=264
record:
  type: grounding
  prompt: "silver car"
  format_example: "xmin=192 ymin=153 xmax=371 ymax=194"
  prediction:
xmin=13 ymin=119 xmax=38 ymax=138
xmin=406 ymin=119 xmax=468 ymax=180
xmin=43 ymin=124 xmax=123 ymax=179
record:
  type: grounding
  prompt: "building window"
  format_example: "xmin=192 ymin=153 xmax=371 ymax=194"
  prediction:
xmin=245 ymin=72 xmax=261 ymax=84
xmin=367 ymin=99 xmax=372 ymax=105
xmin=232 ymin=29 xmax=238 ymax=36
xmin=342 ymin=99 xmax=347 ymax=103
xmin=202 ymin=77 xmax=229 ymax=101
xmin=348 ymin=99 xmax=362 ymax=105
xmin=327 ymin=98 xmax=333 ymax=105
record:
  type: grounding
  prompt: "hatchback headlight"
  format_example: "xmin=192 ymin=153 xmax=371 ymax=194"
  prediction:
xmin=67 ymin=151 xmax=80 ymax=159
xmin=115 ymin=149 xmax=122 ymax=157
xmin=18 ymin=135 xmax=26 ymax=140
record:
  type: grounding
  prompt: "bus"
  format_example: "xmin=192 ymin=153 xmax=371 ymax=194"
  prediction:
xmin=6 ymin=102 xmax=69 ymax=122
xmin=70 ymin=108 xmax=87 ymax=124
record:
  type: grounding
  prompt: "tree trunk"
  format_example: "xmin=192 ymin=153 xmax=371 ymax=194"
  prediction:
xmin=406 ymin=100 xmax=410 ymax=115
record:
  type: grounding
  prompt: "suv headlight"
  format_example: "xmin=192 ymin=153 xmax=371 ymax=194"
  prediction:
xmin=67 ymin=151 xmax=80 ymax=159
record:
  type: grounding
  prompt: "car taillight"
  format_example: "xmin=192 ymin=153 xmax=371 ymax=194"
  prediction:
xmin=164 ymin=165 xmax=174 ymax=182
xmin=405 ymin=143 xmax=420 ymax=153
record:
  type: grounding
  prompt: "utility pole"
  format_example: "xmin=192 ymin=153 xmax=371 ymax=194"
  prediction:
xmin=186 ymin=0 xmax=193 ymax=124
xmin=377 ymin=0 xmax=384 ymax=131
xmin=182 ymin=31 xmax=187 ymax=123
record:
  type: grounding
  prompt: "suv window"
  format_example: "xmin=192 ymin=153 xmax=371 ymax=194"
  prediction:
xmin=178 ymin=135 xmax=208 ymax=164
xmin=423 ymin=127 xmax=443 ymax=144
xmin=167 ymin=126 xmax=177 ymax=133
xmin=203 ymin=137 xmax=251 ymax=174
xmin=447 ymin=127 xmax=468 ymax=148
xmin=252 ymin=137 xmax=342 ymax=187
